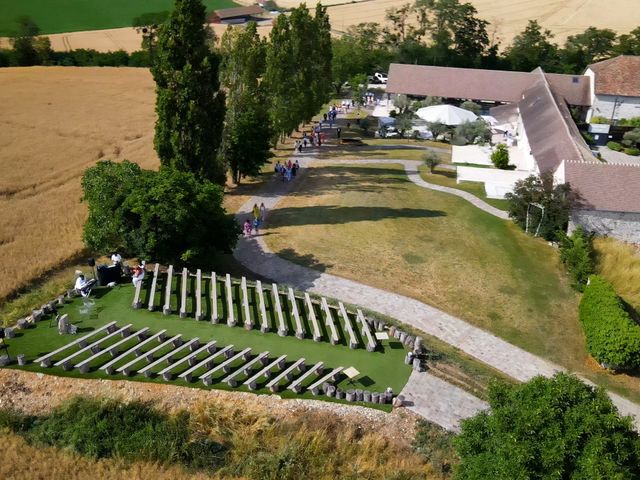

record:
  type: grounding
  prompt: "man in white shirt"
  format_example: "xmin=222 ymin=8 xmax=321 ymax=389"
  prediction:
xmin=111 ymin=252 xmax=122 ymax=265
xmin=74 ymin=273 xmax=95 ymax=297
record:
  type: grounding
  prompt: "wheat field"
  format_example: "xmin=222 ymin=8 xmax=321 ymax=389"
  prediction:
xmin=0 ymin=67 xmax=158 ymax=301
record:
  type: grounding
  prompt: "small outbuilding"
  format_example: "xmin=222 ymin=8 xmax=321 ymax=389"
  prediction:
xmin=208 ymin=5 xmax=265 ymax=24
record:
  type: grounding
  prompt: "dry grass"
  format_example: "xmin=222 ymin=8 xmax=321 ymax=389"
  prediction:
xmin=594 ymin=237 xmax=640 ymax=310
xmin=0 ymin=66 xmax=158 ymax=301
xmin=0 ymin=431 xmax=218 ymax=480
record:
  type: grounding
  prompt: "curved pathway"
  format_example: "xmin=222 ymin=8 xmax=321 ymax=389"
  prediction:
xmin=233 ymin=154 xmax=640 ymax=429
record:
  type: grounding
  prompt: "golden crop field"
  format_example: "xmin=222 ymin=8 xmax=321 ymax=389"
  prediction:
xmin=0 ymin=67 xmax=158 ymax=301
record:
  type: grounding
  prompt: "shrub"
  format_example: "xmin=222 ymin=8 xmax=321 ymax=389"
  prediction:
xmin=491 ymin=143 xmax=510 ymax=169
xmin=607 ymin=141 xmax=622 ymax=151
xmin=557 ymin=227 xmax=594 ymax=291
xmin=590 ymin=116 xmax=610 ymax=124
xmin=624 ymin=147 xmax=640 ymax=156
xmin=579 ymin=276 xmax=640 ymax=369
xmin=412 ymin=420 xmax=457 ymax=475
xmin=460 ymin=100 xmax=481 ymax=115
xmin=622 ymin=128 xmax=640 ymax=148
xmin=423 ymin=151 xmax=441 ymax=173
xmin=581 ymin=131 xmax=595 ymax=146
xmin=618 ymin=117 xmax=640 ymax=127
xmin=454 ymin=120 xmax=491 ymax=145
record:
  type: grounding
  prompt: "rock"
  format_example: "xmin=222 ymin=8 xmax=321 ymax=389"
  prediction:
xmin=0 ymin=355 xmax=11 ymax=366
xmin=346 ymin=390 xmax=356 ymax=402
xmin=371 ymin=392 xmax=380 ymax=403
xmin=363 ymin=391 xmax=371 ymax=402
xmin=325 ymin=385 xmax=336 ymax=397
xmin=17 ymin=354 xmax=27 ymax=366
xmin=393 ymin=394 xmax=405 ymax=407
xmin=388 ymin=326 xmax=396 ymax=338
xmin=16 ymin=319 xmax=29 ymax=330
xmin=412 ymin=358 xmax=423 ymax=372
xmin=335 ymin=388 xmax=344 ymax=400
xmin=4 ymin=328 xmax=15 ymax=339
xmin=414 ymin=336 xmax=423 ymax=353
xmin=355 ymin=389 xmax=363 ymax=401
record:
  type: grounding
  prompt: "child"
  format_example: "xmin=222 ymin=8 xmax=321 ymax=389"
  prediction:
xmin=253 ymin=218 xmax=260 ymax=235
xmin=243 ymin=219 xmax=252 ymax=237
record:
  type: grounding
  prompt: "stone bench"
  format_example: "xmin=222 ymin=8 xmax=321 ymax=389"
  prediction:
xmin=54 ymin=324 xmax=132 ymax=371
xmin=179 ymin=267 xmax=189 ymax=318
xmin=256 ymin=280 xmax=269 ymax=333
xmin=244 ymin=355 xmax=287 ymax=390
xmin=338 ymin=302 xmax=358 ymax=349
xmin=241 ymin=277 xmax=252 ymax=329
xmin=195 ymin=269 xmax=204 ymax=320
xmin=163 ymin=265 xmax=173 ymax=315
xmin=200 ymin=348 xmax=252 ymax=386
xmin=272 ymin=284 xmax=287 ymax=336
xmin=223 ymin=351 xmax=270 ymax=387
xmin=288 ymin=361 xmax=324 ymax=393
xmin=266 ymin=358 xmax=306 ymax=393
xmin=101 ymin=329 xmax=167 ymax=375
xmin=36 ymin=321 xmax=117 ymax=367
xmin=156 ymin=341 xmax=217 ymax=381
xmin=116 ymin=334 xmax=181 ymax=376
xmin=178 ymin=345 xmax=234 ymax=382
xmin=210 ymin=272 xmax=219 ymax=323
xmin=225 ymin=274 xmax=236 ymax=326
xmin=356 ymin=309 xmax=377 ymax=352
xmin=76 ymin=327 xmax=149 ymax=374
xmin=321 ymin=298 xmax=339 ymax=345
xmin=288 ymin=288 xmax=305 ymax=339
xmin=304 ymin=293 xmax=322 ymax=342
xmin=308 ymin=366 xmax=344 ymax=395
xmin=138 ymin=338 xmax=200 ymax=377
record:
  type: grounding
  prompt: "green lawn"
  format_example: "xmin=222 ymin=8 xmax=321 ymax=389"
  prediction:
xmin=4 ymin=280 xmax=410 ymax=410
xmin=0 ymin=0 xmax=237 ymax=36
xmin=263 ymin=162 xmax=640 ymax=403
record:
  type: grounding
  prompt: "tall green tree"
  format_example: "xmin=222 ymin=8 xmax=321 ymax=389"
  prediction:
xmin=152 ymin=0 xmax=226 ymax=184
xmin=615 ymin=26 xmax=640 ymax=55
xmin=455 ymin=373 xmax=640 ymax=479
xmin=314 ymin=3 xmax=333 ymax=109
xmin=220 ymin=23 xmax=272 ymax=184
xmin=289 ymin=4 xmax=320 ymax=123
xmin=264 ymin=14 xmax=297 ymax=141
xmin=561 ymin=26 xmax=617 ymax=72
xmin=505 ymin=20 xmax=559 ymax=72
xmin=11 ymin=16 xmax=40 ymax=66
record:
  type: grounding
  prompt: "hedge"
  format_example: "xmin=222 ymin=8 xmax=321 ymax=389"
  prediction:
xmin=579 ymin=276 xmax=640 ymax=370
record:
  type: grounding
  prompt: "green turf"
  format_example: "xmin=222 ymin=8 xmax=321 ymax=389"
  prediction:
xmin=0 ymin=0 xmax=238 ymax=36
xmin=4 ymin=281 xmax=410 ymax=410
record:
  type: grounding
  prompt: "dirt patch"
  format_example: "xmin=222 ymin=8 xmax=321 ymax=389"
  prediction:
xmin=0 ymin=368 xmax=419 ymax=443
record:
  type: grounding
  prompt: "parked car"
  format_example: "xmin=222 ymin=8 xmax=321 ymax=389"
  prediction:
xmin=372 ymin=72 xmax=388 ymax=84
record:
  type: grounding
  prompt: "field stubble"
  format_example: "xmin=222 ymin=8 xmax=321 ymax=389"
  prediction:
xmin=0 ymin=66 xmax=159 ymax=301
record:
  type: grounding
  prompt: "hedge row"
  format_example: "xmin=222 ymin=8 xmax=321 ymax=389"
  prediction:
xmin=579 ymin=275 xmax=640 ymax=370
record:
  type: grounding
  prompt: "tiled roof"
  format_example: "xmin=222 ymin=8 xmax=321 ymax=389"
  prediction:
xmin=565 ymin=161 xmax=640 ymax=213
xmin=386 ymin=63 xmax=591 ymax=106
xmin=518 ymin=71 xmax=596 ymax=173
xmin=588 ymin=55 xmax=640 ymax=97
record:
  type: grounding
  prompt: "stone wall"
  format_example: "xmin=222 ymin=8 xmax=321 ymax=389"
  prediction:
xmin=569 ymin=209 xmax=640 ymax=243
xmin=589 ymin=94 xmax=640 ymax=122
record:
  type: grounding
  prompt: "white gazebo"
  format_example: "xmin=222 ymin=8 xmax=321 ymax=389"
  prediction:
xmin=415 ymin=105 xmax=478 ymax=125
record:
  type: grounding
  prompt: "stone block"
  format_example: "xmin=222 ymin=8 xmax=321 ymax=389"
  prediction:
xmin=404 ymin=352 xmax=413 ymax=365
xmin=393 ymin=394 xmax=404 ymax=407
xmin=0 ymin=355 xmax=11 ymax=366
xmin=355 ymin=389 xmax=363 ymax=401
xmin=388 ymin=326 xmax=396 ymax=337
xmin=325 ymin=385 xmax=336 ymax=397
xmin=412 ymin=358 xmax=423 ymax=372
xmin=16 ymin=319 xmax=29 ymax=330
xmin=162 ymin=372 xmax=173 ymax=381
xmin=4 ymin=328 xmax=15 ymax=339
xmin=335 ymin=388 xmax=344 ymax=400
xmin=345 ymin=390 xmax=356 ymax=402
xmin=371 ymin=392 xmax=380 ymax=404
xmin=414 ymin=336 xmax=423 ymax=353
xmin=57 ymin=295 xmax=65 ymax=305
xmin=363 ymin=391 xmax=371 ymax=402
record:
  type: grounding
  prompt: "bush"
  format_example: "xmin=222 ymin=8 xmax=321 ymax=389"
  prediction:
xmin=579 ymin=276 xmax=640 ymax=369
xmin=423 ymin=151 xmax=441 ymax=173
xmin=460 ymin=100 xmax=481 ymax=115
xmin=581 ymin=131 xmax=595 ymax=146
xmin=454 ymin=120 xmax=491 ymax=145
xmin=24 ymin=398 xmax=225 ymax=468
xmin=618 ymin=117 xmax=640 ymax=127
xmin=624 ymin=147 xmax=640 ymax=156
xmin=590 ymin=116 xmax=610 ymax=124
xmin=557 ymin=227 xmax=594 ymax=291
xmin=491 ymin=143 xmax=510 ymax=169
xmin=412 ymin=420 xmax=457 ymax=475
xmin=622 ymin=128 xmax=640 ymax=148
xmin=607 ymin=141 xmax=622 ymax=151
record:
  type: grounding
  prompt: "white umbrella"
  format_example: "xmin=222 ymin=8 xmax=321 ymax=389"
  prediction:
xmin=481 ymin=115 xmax=498 ymax=126
xmin=415 ymin=104 xmax=478 ymax=125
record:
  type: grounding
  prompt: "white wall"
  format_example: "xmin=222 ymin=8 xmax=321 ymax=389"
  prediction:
xmin=590 ymin=95 xmax=640 ymax=121
xmin=457 ymin=166 xmax=531 ymax=199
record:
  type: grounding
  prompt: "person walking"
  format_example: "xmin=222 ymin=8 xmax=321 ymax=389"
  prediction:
xmin=252 ymin=203 xmax=260 ymax=225
xmin=259 ymin=202 xmax=266 ymax=222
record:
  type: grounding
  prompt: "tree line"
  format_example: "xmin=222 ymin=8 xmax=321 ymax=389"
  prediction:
xmin=332 ymin=0 xmax=640 ymax=90
xmin=81 ymin=0 xmax=332 ymax=266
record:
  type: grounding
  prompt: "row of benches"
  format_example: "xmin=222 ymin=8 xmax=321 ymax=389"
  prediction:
xmin=33 ymin=323 xmax=357 ymax=397
xmin=133 ymin=266 xmax=377 ymax=351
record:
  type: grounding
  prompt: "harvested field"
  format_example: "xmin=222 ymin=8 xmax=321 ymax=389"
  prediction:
xmin=0 ymin=66 xmax=158 ymax=301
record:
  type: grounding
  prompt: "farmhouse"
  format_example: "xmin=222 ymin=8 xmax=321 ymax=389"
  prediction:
xmin=386 ymin=58 xmax=640 ymax=242
xmin=207 ymin=5 xmax=265 ymax=24
xmin=584 ymin=55 xmax=640 ymax=122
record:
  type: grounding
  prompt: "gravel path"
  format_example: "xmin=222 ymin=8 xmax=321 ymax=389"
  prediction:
xmin=234 ymin=154 xmax=640 ymax=429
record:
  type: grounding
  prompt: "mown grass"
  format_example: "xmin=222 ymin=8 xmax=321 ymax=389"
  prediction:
xmin=262 ymin=162 xmax=640 ymax=403
xmin=0 ymin=0 xmax=237 ymax=36
xmin=0 ymin=396 xmax=448 ymax=479
xmin=594 ymin=237 xmax=640 ymax=310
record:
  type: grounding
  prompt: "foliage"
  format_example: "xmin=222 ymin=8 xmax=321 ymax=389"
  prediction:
xmin=423 ymin=151 xmax=441 ymax=173
xmin=580 ymin=131 xmax=595 ymax=146
xmin=393 ymin=94 xmax=412 ymax=114
xmin=424 ymin=95 xmax=443 ymax=106
xmin=412 ymin=419 xmax=457 ymax=476
xmin=557 ymin=227 xmax=595 ymax=291
xmin=579 ymin=276 xmax=640 ymax=369
xmin=459 ymin=101 xmax=480 ymax=115
xmin=9 ymin=15 xmax=45 ymax=66
xmin=625 ymin=147 xmax=640 ymax=156
xmin=594 ymin=236 xmax=640 ymax=311
xmin=504 ymin=172 xmax=580 ymax=241
xmin=590 ymin=115 xmax=610 ymax=124
xmin=490 ymin=143 xmax=509 ymax=169
xmin=81 ymin=160 xmax=239 ymax=265
xmin=454 ymin=120 xmax=490 ymax=145
xmin=607 ymin=141 xmax=622 ymax=151
xmin=615 ymin=27 xmax=640 ymax=55
xmin=561 ymin=27 xmax=616 ymax=72
xmin=394 ymin=114 xmax=414 ymax=137
xmin=618 ymin=117 xmax=640 ymax=127
xmin=131 ymin=11 xmax=169 ymax=56
xmin=427 ymin=121 xmax=448 ymax=139
xmin=622 ymin=128 xmax=640 ymax=148
xmin=359 ymin=116 xmax=371 ymax=134
xmin=455 ymin=373 xmax=640 ymax=479
xmin=18 ymin=397 xmax=226 ymax=469
xmin=152 ymin=0 xmax=226 ymax=184
xmin=505 ymin=20 xmax=559 ymax=72
xmin=220 ymin=23 xmax=272 ymax=184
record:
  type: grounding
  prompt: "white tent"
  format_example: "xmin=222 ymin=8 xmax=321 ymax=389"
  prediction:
xmin=415 ymin=104 xmax=478 ymax=125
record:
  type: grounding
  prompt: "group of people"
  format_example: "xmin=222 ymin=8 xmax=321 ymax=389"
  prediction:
xmin=274 ymin=159 xmax=300 ymax=182
xmin=244 ymin=202 xmax=267 ymax=237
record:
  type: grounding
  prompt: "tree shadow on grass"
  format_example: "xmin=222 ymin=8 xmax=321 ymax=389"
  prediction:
xmin=269 ymin=205 xmax=446 ymax=228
